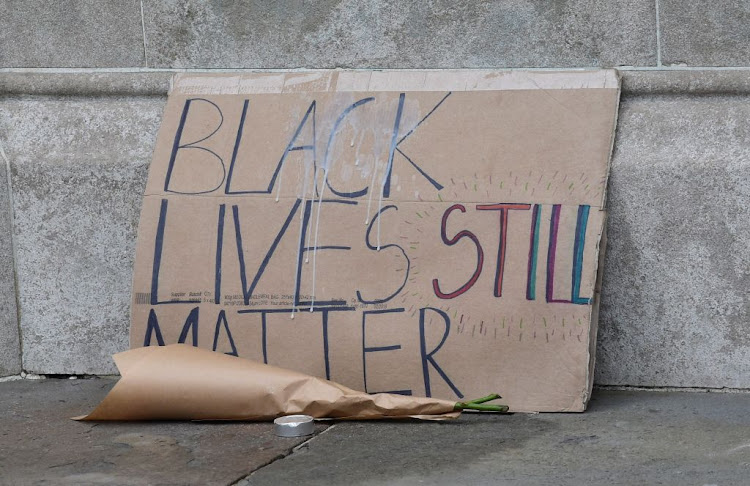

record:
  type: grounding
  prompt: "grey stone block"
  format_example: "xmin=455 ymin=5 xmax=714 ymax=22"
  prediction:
xmin=0 ymin=96 xmax=165 ymax=374
xmin=0 ymin=144 xmax=20 ymax=377
xmin=596 ymin=94 xmax=750 ymax=388
xmin=144 ymin=0 xmax=657 ymax=68
xmin=0 ymin=0 xmax=145 ymax=68
xmin=660 ymin=1 xmax=750 ymax=66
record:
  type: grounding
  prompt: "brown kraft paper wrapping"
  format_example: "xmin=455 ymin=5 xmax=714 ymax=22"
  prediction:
xmin=77 ymin=344 xmax=460 ymax=421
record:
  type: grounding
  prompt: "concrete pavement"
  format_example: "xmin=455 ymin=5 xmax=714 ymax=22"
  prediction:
xmin=1 ymin=378 xmax=749 ymax=485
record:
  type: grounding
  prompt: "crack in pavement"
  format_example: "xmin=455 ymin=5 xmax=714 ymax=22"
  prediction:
xmin=229 ymin=424 xmax=338 ymax=486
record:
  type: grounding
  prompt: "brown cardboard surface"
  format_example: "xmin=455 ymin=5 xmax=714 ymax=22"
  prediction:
xmin=131 ymin=70 xmax=620 ymax=412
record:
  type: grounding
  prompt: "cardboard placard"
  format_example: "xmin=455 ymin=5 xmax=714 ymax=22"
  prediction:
xmin=130 ymin=70 xmax=620 ymax=412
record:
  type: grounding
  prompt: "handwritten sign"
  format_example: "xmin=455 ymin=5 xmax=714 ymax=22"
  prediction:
xmin=130 ymin=70 xmax=620 ymax=412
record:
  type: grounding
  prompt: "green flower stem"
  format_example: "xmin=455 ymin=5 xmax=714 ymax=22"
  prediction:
xmin=454 ymin=402 xmax=509 ymax=412
xmin=454 ymin=393 xmax=509 ymax=412
xmin=466 ymin=393 xmax=501 ymax=405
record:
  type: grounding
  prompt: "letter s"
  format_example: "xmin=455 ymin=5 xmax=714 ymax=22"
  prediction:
xmin=432 ymin=204 xmax=484 ymax=299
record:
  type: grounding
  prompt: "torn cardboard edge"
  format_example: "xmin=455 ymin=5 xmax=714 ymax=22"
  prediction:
xmin=582 ymin=82 xmax=622 ymax=403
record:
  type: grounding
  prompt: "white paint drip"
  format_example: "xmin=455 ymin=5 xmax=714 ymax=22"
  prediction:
xmin=353 ymin=130 xmax=365 ymax=167
xmin=376 ymin=201 xmax=382 ymax=251
xmin=291 ymin=152 xmax=314 ymax=319
xmin=365 ymin=156 xmax=380 ymax=225
xmin=305 ymin=169 xmax=316 ymax=262
xmin=376 ymin=160 xmax=388 ymax=251
xmin=303 ymin=96 xmax=398 ymax=310
xmin=364 ymin=107 xmax=390 ymax=227
xmin=308 ymin=97 xmax=360 ymax=310
xmin=309 ymin=167 xmax=328 ymax=311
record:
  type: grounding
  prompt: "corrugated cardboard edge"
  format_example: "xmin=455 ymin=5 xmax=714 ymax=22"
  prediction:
xmin=584 ymin=222 xmax=608 ymax=407
xmin=581 ymin=71 xmax=622 ymax=411
xmin=598 ymin=70 xmax=623 ymax=210
xmin=169 ymin=69 xmax=620 ymax=95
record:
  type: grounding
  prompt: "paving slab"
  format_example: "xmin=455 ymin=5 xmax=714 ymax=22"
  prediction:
xmin=243 ymin=390 xmax=750 ymax=486
xmin=143 ymin=0 xmax=656 ymax=68
xmin=0 ymin=0 xmax=145 ymax=68
xmin=0 ymin=378 xmax=324 ymax=485
xmin=2 ymin=380 xmax=749 ymax=485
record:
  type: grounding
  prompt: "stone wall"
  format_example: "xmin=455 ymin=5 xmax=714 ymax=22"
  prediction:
xmin=1 ymin=1 xmax=748 ymax=388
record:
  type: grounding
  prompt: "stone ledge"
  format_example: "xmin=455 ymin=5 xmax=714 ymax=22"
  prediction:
xmin=0 ymin=72 xmax=171 ymax=96
xmin=2 ymin=69 xmax=750 ymax=96
xmin=620 ymin=69 xmax=750 ymax=94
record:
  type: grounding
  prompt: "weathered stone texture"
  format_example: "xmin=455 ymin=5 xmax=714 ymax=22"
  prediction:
xmin=0 ymin=0 xmax=145 ymax=68
xmin=660 ymin=1 xmax=750 ymax=66
xmin=143 ymin=0 xmax=657 ymax=68
xmin=0 ymin=72 xmax=172 ymax=97
xmin=596 ymin=94 xmax=750 ymax=387
xmin=0 ymin=96 xmax=164 ymax=374
xmin=0 ymin=144 xmax=20 ymax=377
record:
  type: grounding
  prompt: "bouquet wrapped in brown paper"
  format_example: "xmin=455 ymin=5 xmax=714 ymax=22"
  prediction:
xmin=76 ymin=344 xmax=506 ymax=422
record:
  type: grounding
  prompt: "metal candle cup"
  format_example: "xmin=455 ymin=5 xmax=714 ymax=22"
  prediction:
xmin=274 ymin=414 xmax=315 ymax=437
